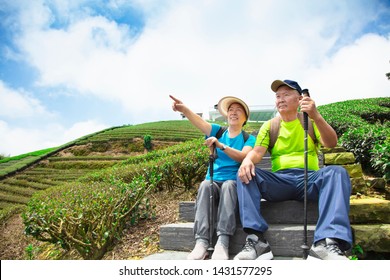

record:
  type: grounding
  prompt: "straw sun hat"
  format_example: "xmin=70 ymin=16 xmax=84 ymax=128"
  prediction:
xmin=217 ymin=96 xmax=250 ymax=120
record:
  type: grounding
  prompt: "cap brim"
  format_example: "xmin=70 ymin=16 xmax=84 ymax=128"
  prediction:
xmin=271 ymin=80 xmax=297 ymax=92
xmin=217 ymin=96 xmax=249 ymax=119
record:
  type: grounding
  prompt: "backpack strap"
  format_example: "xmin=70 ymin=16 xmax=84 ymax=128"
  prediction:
xmin=268 ymin=113 xmax=317 ymax=154
xmin=268 ymin=116 xmax=281 ymax=154
xmin=215 ymin=126 xmax=228 ymax=139
xmin=241 ymin=131 xmax=249 ymax=142
xmin=216 ymin=126 xmax=250 ymax=142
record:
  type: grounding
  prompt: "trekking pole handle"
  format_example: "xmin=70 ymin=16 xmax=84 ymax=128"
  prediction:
xmin=302 ymin=88 xmax=310 ymax=97
xmin=213 ymin=143 xmax=218 ymax=159
xmin=301 ymin=89 xmax=310 ymax=131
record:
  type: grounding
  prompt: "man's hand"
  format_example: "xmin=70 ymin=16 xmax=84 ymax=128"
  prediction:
xmin=238 ymin=157 xmax=256 ymax=184
xmin=299 ymin=96 xmax=319 ymax=120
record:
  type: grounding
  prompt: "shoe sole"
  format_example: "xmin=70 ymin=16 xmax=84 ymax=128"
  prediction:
xmin=187 ymin=252 xmax=209 ymax=260
xmin=307 ymin=254 xmax=349 ymax=260
xmin=306 ymin=255 xmax=321 ymax=261
xmin=256 ymin=251 xmax=274 ymax=260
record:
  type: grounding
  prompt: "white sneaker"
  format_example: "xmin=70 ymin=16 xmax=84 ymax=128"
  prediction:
xmin=308 ymin=238 xmax=349 ymax=260
xmin=187 ymin=242 xmax=209 ymax=260
xmin=211 ymin=244 xmax=229 ymax=260
xmin=234 ymin=237 xmax=273 ymax=260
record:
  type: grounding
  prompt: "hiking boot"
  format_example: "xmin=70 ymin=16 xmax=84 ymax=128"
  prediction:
xmin=211 ymin=244 xmax=229 ymax=260
xmin=187 ymin=242 xmax=209 ymax=260
xmin=233 ymin=236 xmax=273 ymax=260
xmin=308 ymin=238 xmax=349 ymax=260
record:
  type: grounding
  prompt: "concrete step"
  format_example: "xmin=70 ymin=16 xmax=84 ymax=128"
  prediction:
xmin=255 ymin=156 xmax=272 ymax=170
xmin=161 ymin=200 xmax=319 ymax=258
xmin=160 ymin=223 xmax=315 ymax=258
xmin=179 ymin=200 xmax=319 ymax=224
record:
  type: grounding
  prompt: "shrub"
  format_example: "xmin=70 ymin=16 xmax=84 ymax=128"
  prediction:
xmin=144 ymin=135 xmax=152 ymax=151
xmin=340 ymin=125 xmax=385 ymax=174
xmin=83 ymin=138 xmax=209 ymax=191
xmin=23 ymin=176 xmax=156 ymax=260
xmin=370 ymin=138 xmax=390 ymax=181
xmin=319 ymin=97 xmax=390 ymax=179
xmin=22 ymin=138 xmax=208 ymax=259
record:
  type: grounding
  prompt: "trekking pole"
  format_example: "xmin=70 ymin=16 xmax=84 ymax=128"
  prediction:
xmin=208 ymin=143 xmax=217 ymax=257
xmin=301 ymin=88 xmax=310 ymax=259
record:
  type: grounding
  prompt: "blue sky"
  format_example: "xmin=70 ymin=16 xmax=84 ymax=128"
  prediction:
xmin=0 ymin=0 xmax=389 ymax=156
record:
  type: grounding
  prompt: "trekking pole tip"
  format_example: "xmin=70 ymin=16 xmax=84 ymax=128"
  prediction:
xmin=301 ymin=244 xmax=310 ymax=259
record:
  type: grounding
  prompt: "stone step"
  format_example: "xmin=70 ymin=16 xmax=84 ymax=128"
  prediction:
xmin=162 ymin=200 xmax=318 ymax=258
xmin=179 ymin=200 xmax=319 ymax=224
xmin=160 ymin=223 xmax=315 ymax=258
xmin=255 ymin=156 xmax=272 ymax=170
xmin=179 ymin=197 xmax=390 ymax=224
xmin=159 ymin=196 xmax=390 ymax=259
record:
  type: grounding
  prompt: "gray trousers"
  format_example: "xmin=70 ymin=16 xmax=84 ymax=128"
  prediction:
xmin=193 ymin=180 xmax=238 ymax=241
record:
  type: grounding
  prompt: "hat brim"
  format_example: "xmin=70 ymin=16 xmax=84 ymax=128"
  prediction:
xmin=271 ymin=80 xmax=297 ymax=92
xmin=217 ymin=96 xmax=250 ymax=119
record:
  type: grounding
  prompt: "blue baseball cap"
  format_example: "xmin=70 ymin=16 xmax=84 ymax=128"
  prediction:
xmin=271 ymin=79 xmax=302 ymax=94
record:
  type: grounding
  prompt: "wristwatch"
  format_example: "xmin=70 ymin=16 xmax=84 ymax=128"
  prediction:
xmin=221 ymin=144 xmax=227 ymax=151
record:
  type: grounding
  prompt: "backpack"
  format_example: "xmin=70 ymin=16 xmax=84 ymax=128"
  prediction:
xmin=268 ymin=112 xmax=317 ymax=154
xmin=215 ymin=126 xmax=250 ymax=142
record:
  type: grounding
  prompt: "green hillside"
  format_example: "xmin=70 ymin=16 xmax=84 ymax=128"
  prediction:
xmin=1 ymin=95 xmax=389 ymax=219
xmin=0 ymin=120 xmax=262 ymax=219
xmin=0 ymin=97 xmax=388 ymax=259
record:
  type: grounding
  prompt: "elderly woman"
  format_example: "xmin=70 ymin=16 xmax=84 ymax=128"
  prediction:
xmin=170 ymin=95 xmax=255 ymax=260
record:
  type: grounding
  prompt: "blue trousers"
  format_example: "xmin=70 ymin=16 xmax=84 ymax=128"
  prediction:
xmin=237 ymin=166 xmax=353 ymax=248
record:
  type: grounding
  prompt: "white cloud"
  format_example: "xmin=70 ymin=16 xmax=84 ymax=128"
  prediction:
xmin=63 ymin=120 xmax=109 ymax=141
xmin=0 ymin=119 xmax=108 ymax=156
xmin=303 ymin=33 xmax=390 ymax=105
xmin=14 ymin=1 xmax=390 ymax=112
xmin=0 ymin=80 xmax=49 ymax=118
xmin=0 ymin=120 xmax=57 ymax=156
xmin=1 ymin=0 xmax=389 ymax=156
xmin=18 ymin=16 xmax=133 ymax=90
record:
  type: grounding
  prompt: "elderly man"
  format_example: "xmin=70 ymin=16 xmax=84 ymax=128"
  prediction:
xmin=234 ymin=80 xmax=352 ymax=260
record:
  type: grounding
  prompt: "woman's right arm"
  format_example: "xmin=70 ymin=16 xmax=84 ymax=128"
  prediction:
xmin=170 ymin=95 xmax=212 ymax=136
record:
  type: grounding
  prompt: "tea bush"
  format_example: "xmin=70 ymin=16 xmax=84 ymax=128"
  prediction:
xmin=84 ymin=138 xmax=208 ymax=191
xmin=22 ymin=138 xmax=208 ymax=259
xmin=370 ymin=137 xmax=390 ymax=181
xmin=143 ymin=135 xmax=153 ymax=151
xmin=341 ymin=125 xmax=387 ymax=176
xmin=23 ymin=176 xmax=156 ymax=260
xmin=319 ymin=97 xmax=389 ymax=179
